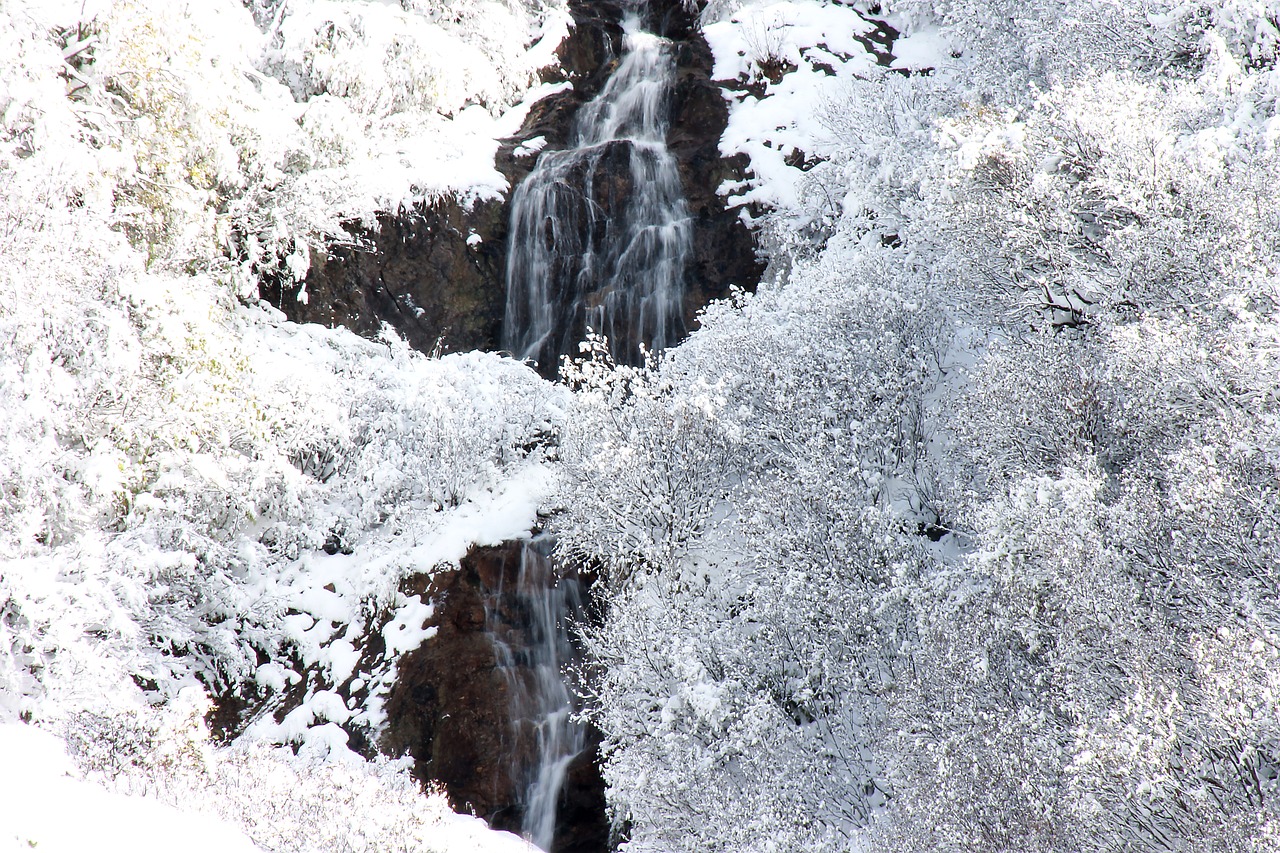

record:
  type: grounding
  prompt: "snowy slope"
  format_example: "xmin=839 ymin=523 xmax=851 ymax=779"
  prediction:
xmin=561 ymin=2 xmax=1280 ymax=851
xmin=0 ymin=0 xmax=570 ymax=849
xmin=0 ymin=719 xmax=541 ymax=853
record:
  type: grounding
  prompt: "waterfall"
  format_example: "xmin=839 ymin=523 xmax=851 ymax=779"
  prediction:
xmin=486 ymin=541 xmax=586 ymax=851
xmin=503 ymin=6 xmax=692 ymax=368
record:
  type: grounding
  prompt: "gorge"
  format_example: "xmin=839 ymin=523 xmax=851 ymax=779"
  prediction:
xmin=9 ymin=1 xmax=1276 ymax=852
xmin=373 ymin=4 xmax=721 ymax=845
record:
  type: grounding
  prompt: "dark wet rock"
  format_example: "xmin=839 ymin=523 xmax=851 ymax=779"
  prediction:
xmin=381 ymin=542 xmax=609 ymax=853
xmin=381 ymin=547 xmax=513 ymax=825
xmin=260 ymin=196 xmax=509 ymax=355
xmin=555 ymin=738 xmax=610 ymax=853
xmin=664 ymin=11 xmax=763 ymax=321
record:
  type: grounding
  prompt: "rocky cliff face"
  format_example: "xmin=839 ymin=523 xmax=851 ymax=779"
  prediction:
xmin=258 ymin=197 xmax=510 ymax=355
xmin=259 ymin=0 xmax=761 ymax=370
xmin=651 ymin=0 xmax=762 ymax=321
xmin=381 ymin=542 xmax=608 ymax=853
xmin=254 ymin=4 xmax=759 ymax=848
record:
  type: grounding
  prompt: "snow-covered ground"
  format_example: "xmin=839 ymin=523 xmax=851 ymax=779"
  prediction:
xmin=0 ymin=717 xmax=540 ymax=853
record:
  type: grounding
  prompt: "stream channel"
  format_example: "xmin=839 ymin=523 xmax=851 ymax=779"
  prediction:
xmin=498 ymin=4 xmax=687 ymax=848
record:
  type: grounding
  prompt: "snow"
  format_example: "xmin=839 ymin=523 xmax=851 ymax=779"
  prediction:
xmin=431 ymin=813 xmax=543 ymax=853
xmin=888 ymin=23 xmax=950 ymax=72
xmin=253 ymin=662 xmax=293 ymax=692
xmin=703 ymin=2 xmax=878 ymax=82
xmin=383 ymin=595 xmax=438 ymax=659
xmin=513 ymin=134 xmax=549 ymax=158
xmin=0 ymin=2 xmax=572 ymax=846
xmin=704 ymin=1 xmax=879 ymax=215
xmin=0 ymin=724 xmax=262 ymax=853
xmin=0 ymin=712 xmax=551 ymax=853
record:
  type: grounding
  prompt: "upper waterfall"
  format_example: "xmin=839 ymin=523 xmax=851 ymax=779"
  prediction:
xmin=503 ymin=9 xmax=692 ymax=369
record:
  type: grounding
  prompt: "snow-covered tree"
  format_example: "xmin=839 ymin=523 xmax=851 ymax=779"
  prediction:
xmin=1 ymin=2 xmax=570 ymax=847
xmin=567 ymin=3 xmax=1280 ymax=851
xmin=555 ymin=234 xmax=944 ymax=848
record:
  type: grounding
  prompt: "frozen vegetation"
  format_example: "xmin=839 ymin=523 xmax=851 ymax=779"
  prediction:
xmin=2 ymin=0 xmax=1280 ymax=851
xmin=1 ymin=0 xmax=565 ymax=849
xmin=561 ymin=1 xmax=1280 ymax=849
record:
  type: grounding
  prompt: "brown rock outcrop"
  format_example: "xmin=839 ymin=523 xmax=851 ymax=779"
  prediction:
xmin=381 ymin=542 xmax=608 ymax=853
xmin=659 ymin=2 xmax=764 ymax=321
xmin=260 ymin=196 xmax=508 ymax=355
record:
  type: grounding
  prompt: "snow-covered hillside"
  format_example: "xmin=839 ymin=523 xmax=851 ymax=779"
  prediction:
xmin=554 ymin=1 xmax=1280 ymax=851
xmin=4 ymin=0 xmax=1280 ymax=852
xmin=1 ymin=0 xmax=569 ymax=848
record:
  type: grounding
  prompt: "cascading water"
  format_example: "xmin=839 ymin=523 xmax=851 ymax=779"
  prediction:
xmin=491 ymin=6 xmax=687 ymax=845
xmin=486 ymin=541 xmax=587 ymax=851
xmin=503 ymin=3 xmax=692 ymax=368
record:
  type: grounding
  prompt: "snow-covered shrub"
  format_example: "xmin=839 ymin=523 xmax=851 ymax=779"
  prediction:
xmin=237 ymin=0 xmax=571 ymax=290
xmin=1150 ymin=1 xmax=1280 ymax=70
xmin=930 ymin=69 xmax=1280 ymax=326
xmin=875 ymin=443 xmax=1280 ymax=852
xmin=704 ymin=0 xmax=893 ymax=222
xmin=54 ymin=688 xmax=513 ymax=852
xmin=84 ymin=3 xmax=287 ymax=268
xmin=3 ymin=0 xmax=570 ymax=298
xmin=0 ymin=0 xmax=569 ymax=741
xmin=567 ymin=4 xmax=1280 ymax=852
xmin=585 ymin=496 xmax=920 ymax=852
xmin=262 ymin=0 xmax=553 ymax=117
xmin=874 ymin=467 xmax=1154 ymax=852
xmin=556 ymin=235 xmax=943 ymax=575
xmin=886 ymin=33 xmax=1280 ymax=849
xmin=554 ymin=336 xmax=741 ymax=582
xmin=0 ymin=199 xmax=559 ymax=713
xmin=559 ymin=235 xmax=944 ymax=849
xmin=811 ymin=71 xmax=948 ymax=250
xmin=0 ymin=9 xmax=578 ymax=848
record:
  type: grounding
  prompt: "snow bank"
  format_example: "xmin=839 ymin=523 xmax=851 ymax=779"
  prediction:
xmin=1 ymin=0 xmax=571 ymax=293
xmin=704 ymin=1 xmax=880 ymax=214
xmin=0 ymin=707 xmax=547 ymax=853
xmin=0 ymin=724 xmax=261 ymax=853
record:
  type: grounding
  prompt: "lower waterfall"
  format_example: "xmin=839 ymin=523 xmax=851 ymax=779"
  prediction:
xmin=486 ymin=541 xmax=588 ymax=851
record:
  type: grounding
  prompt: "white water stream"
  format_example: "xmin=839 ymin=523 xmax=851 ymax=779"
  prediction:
xmin=486 ymin=542 xmax=586 ymax=851
xmin=496 ymin=7 xmax=687 ymax=846
xmin=503 ymin=6 xmax=691 ymax=367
